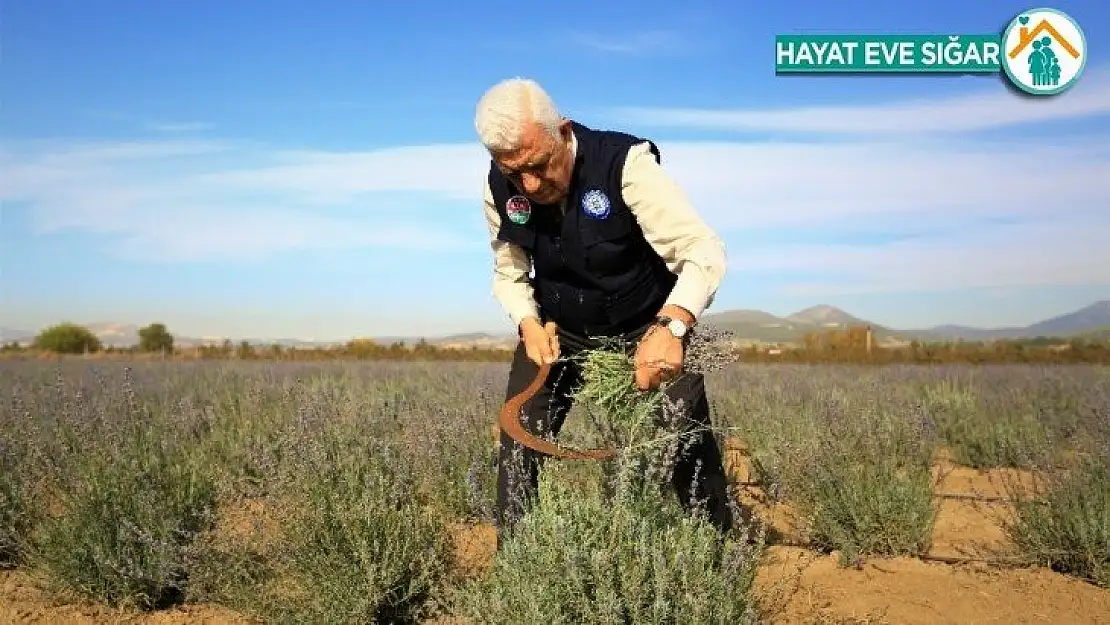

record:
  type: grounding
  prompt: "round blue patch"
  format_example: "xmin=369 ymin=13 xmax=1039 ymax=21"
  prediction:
xmin=581 ymin=189 xmax=610 ymax=219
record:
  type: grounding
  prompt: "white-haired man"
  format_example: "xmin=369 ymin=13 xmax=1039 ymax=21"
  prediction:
xmin=477 ymin=77 xmax=742 ymax=547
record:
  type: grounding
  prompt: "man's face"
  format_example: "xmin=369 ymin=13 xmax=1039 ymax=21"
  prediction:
xmin=492 ymin=119 xmax=574 ymax=205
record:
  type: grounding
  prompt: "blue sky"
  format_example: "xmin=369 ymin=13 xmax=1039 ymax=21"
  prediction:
xmin=3 ymin=0 xmax=1109 ymax=340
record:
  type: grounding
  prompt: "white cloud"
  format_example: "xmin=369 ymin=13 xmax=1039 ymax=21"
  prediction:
xmin=105 ymin=209 xmax=468 ymax=263
xmin=613 ymin=64 xmax=1110 ymax=135
xmin=2 ymin=72 xmax=1107 ymax=290
xmin=656 ymin=136 xmax=1109 ymax=232
xmin=731 ymin=214 xmax=1110 ymax=295
xmin=198 ymin=144 xmax=490 ymax=205
xmin=145 ymin=121 xmax=215 ymax=133
xmin=0 ymin=140 xmax=480 ymax=262
xmin=565 ymin=30 xmax=687 ymax=56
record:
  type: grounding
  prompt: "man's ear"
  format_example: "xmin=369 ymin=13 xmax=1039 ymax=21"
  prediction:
xmin=558 ymin=118 xmax=572 ymax=140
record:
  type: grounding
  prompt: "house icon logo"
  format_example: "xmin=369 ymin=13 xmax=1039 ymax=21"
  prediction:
xmin=1000 ymin=7 xmax=1087 ymax=95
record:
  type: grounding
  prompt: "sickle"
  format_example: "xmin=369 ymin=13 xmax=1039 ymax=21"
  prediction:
xmin=498 ymin=360 xmax=618 ymax=461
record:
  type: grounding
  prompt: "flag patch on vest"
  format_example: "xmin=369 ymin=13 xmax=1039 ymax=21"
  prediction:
xmin=581 ymin=189 xmax=610 ymax=219
xmin=506 ymin=195 xmax=531 ymax=225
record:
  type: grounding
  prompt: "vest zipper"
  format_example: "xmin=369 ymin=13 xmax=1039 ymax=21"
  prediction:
xmin=579 ymin=291 xmax=588 ymax=336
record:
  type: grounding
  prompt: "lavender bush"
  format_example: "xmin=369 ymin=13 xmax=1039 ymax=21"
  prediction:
xmin=230 ymin=423 xmax=453 ymax=623
xmin=0 ymin=419 xmax=37 ymax=568
xmin=1003 ymin=378 xmax=1110 ymax=587
xmin=11 ymin=366 xmax=219 ymax=609
xmin=713 ymin=365 xmax=938 ymax=563
xmin=454 ymin=341 xmax=764 ymax=623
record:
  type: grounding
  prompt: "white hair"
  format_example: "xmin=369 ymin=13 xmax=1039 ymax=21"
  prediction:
xmin=474 ymin=78 xmax=562 ymax=152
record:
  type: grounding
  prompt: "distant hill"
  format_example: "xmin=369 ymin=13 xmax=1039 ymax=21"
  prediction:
xmin=1025 ymin=300 xmax=1110 ymax=337
xmin=5 ymin=300 xmax=1109 ymax=349
xmin=703 ymin=300 xmax=1110 ymax=345
xmin=434 ymin=332 xmax=517 ymax=350
xmin=786 ymin=304 xmax=866 ymax=327
xmin=702 ymin=304 xmax=902 ymax=345
xmin=696 ymin=309 xmax=809 ymax=343
xmin=1075 ymin=326 xmax=1110 ymax=341
xmin=907 ymin=300 xmax=1110 ymax=342
xmin=0 ymin=327 xmax=33 ymax=343
xmin=84 ymin=323 xmax=141 ymax=347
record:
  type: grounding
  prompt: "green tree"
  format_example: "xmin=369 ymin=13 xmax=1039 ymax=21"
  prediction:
xmin=33 ymin=323 xmax=102 ymax=354
xmin=138 ymin=323 xmax=174 ymax=353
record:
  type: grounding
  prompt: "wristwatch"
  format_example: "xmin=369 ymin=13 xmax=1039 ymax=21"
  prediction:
xmin=654 ymin=315 xmax=689 ymax=339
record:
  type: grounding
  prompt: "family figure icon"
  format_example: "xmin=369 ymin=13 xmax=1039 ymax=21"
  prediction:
xmin=1028 ymin=37 xmax=1062 ymax=86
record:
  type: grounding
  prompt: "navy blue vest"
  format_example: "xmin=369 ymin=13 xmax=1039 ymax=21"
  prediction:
xmin=489 ymin=121 xmax=677 ymax=337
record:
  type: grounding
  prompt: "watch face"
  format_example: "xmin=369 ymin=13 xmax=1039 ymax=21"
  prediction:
xmin=668 ymin=319 xmax=688 ymax=337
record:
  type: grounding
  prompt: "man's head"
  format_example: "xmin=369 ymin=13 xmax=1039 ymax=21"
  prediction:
xmin=475 ymin=78 xmax=575 ymax=205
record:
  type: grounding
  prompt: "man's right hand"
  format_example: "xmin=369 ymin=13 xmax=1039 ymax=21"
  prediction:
xmin=520 ymin=317 xmax=559 ymax=365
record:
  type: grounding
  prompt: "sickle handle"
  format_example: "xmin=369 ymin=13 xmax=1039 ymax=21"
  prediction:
xmin=498 ymin=357 xmax=618 ymax=461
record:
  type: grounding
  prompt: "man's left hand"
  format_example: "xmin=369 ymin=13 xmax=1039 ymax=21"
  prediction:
xmin=633 ymin=324 xmax=684 ymax=391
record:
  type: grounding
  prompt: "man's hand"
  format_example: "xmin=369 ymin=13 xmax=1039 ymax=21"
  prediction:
xmin=634 ymin=324 xmax=684 ymax=391
xmin=634 ymin=306 xmax=694 ymax=391
xmin=520 ymin=317 xmax=559 ymax=366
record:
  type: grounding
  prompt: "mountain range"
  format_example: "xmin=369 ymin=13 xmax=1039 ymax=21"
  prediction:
xmin=700 ymin=301 xmax=1110 ymax=345
xmin=3 ymin=300 xmax=1108 ymax=349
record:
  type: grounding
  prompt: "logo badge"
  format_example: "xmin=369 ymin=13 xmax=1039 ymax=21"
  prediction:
xmin=1000 ymin=8 xmax=1086 ymax=96
xmin=581 ymin=189 xmax=611 ymax=219
xmin=505 ymin=195 xmax=531 ymax=225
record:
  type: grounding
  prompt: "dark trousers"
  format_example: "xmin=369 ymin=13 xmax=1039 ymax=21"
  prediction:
xmin=494 ymin=323 xmax=739 ymax=547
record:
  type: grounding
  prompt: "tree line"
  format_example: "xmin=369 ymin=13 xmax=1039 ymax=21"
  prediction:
xmin=0 ymin=322 xmax=513 ymax=363
xmin=735 ymin=327 xmax=1110 ymax=364
xmin=3 ymin=322 xmax=1109 ymax=365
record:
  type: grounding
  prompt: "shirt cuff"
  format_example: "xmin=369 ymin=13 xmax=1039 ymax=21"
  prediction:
xmin=507 ymin=303 xmax=540 ymax=328
xmin=492 ymin=284 xmax=539 ymax=327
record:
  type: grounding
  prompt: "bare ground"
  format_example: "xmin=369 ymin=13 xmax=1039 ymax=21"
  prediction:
xmin=3 ymin=445 xmax=1108 ymax=624
xmin=724 ymin=445 xmax=1110 ymax=624
xmin=0 ymin=570 xmax=253 ymax=625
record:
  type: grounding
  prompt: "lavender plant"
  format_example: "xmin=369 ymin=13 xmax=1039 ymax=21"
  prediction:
xmin=0 ymin=424 xmax=36 ymax=568
xmin=24 ymin=368 xmax=219 ymax=610
xmin=1004 ymin=452 xmax=1110 ymax=587
xmin=919 ymin=377 xmax=1050 ymax=469
xmin=715 ymin=365 xmax=939 ymax=563
xmin=453 ymin=333 xmax=765 ymax=623
xmin=1003 ymin=380 xmax=1110 ymax=587
xmin=229 ymin=423 xmax=453 ymax=623
xmin=455 ymin=460 xmax=763 ymax=624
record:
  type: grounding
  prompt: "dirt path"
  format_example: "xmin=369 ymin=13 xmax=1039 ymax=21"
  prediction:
xmin=722 ymin=445 xmax=1110 ymax=623
xmin=754 ymin=546 xmax=1109 ymax=624
xmin=0 ymin=569 xmax=253 ymax=624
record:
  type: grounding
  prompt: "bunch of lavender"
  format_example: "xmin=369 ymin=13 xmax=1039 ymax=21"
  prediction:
xmin=571 ymin=325 xmax=736 ymax=452
xmin=573 ymin=344 xmax=664 ymax=450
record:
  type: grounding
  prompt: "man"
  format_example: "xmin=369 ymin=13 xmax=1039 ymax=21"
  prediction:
xmin=476 ymin=77 xmax=739 ymax=546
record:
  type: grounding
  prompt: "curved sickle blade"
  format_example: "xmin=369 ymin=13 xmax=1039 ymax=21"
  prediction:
xmin=499 ymin=361 xmax=618 ymax=461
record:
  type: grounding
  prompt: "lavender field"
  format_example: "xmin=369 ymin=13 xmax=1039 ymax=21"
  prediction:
xmin=1 ymin=357 xmax=1108 ymax=623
